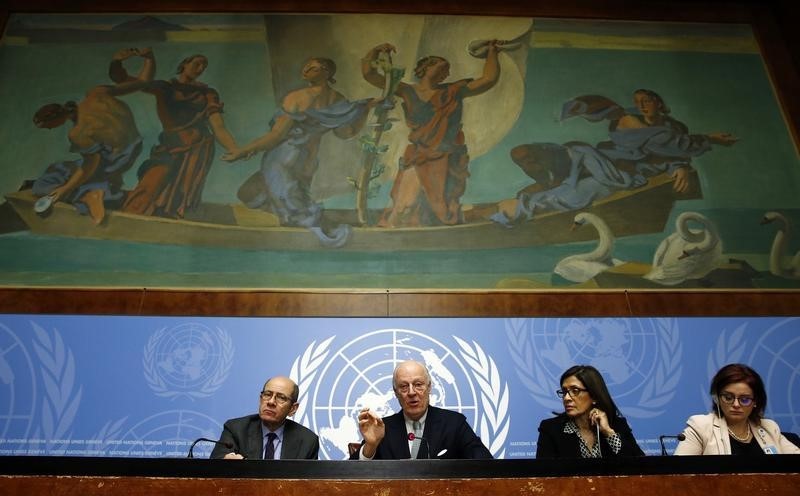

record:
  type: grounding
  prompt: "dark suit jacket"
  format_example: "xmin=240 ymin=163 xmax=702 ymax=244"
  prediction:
xmin=536 ymin=415 xmax=644 ymax=458
xmin=210 ymin=414 xmax=319 ymax=459
xmin=350 ymin=406 xmax=492 ymax=460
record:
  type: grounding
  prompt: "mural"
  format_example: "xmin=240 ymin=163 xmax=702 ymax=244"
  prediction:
xmin=0 ymin=13 xmax=799 ymax=289
xmin=0 ymin=315 xmax=798 ymax=458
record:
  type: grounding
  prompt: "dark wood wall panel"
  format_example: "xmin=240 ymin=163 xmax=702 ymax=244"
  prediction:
xmin=0 ymin=289 xmax=146 ymax=315
xmin=138 ymin=290 xmax=389 ymax=316
xmin=1 ymin=473 xmax=799 ymax=496
xmin=2 ymin=289 xmax=798 ymax=316
xmin=627 ymin=291 xmax=800 ymax=316
xmin=387 ymin=292 xmax=632 ymax=316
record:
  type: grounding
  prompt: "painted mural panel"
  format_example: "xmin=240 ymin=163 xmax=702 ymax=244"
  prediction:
xmin=0 ymin=13 xmax=798 ymax=289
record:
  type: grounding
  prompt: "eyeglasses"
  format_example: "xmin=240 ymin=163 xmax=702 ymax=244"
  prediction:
xmin=395 ymin=381 xmax=428 ymax=394
xmin=260 ymin=390 xmax=293 ymax=405
xmin=718 ymin=392 xmax=754 ymax=407
xmin=556 ymin=387 xmax=588 ymax=399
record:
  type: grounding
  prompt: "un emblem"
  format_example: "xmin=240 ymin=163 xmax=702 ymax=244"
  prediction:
xmin=143 ymin=323 xmax=233 ymax=399
xmin=749 ymin=318 xmax=800 ymax=432
xmin=710 ymin=318 xmax=800 ymax=432
xmin=0 ymin=323 xmax=37 ymax=450
xmin=0 ymin=321 xmax=82 ymax=455
xmin=290 ymin=329 xmax=510 ymax=459
xmin=89 ymin=410 xmax=222 ymax=457
xmin=506 ymin=318 xmax=681 ymax=418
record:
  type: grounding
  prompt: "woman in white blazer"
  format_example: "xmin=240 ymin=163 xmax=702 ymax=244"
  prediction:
xmin=675 ymin=363 xmax=800 ymax=455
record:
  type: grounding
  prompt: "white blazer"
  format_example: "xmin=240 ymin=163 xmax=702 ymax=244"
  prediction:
xmin=674 ymin=412 xmax=800 ymax=455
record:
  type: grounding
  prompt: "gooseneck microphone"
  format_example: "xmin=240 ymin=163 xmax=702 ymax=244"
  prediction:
xmin=187 ymin=437 xmax=233 ymax=458
xmin=658 ymin=433 xmax=686 ymax=456
xmin=407 ymin=432 xmax=431 ymax=459
xmin=596 ymin=423 xmax=602 ymax=458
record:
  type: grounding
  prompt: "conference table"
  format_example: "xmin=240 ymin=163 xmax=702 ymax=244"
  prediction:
xmin=1 ymin=455 xmax=799 ymax=495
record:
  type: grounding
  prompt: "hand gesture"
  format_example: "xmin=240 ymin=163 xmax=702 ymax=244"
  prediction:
xmin=589 ymin=407 xmax=614 ymax=437
xmin=707 ymin=132 xmax=739 ymax=146
xmin=373 ymin=43 xmax=396 ymax=56
xmin=221 ymin=148 xmax=250 ymax=162
xmin=49 ymin=185 xmax=69 ymax=203
xmin=223 ymin=452 xmax=245 ymax=460
xmin=112 ymin=48 xmax=140 ymax=61
xmin=367 ymin=42 xmax=397 ymax=65
xmin=357 ymin=408 xmax=385 ymax=457
xmin=671 ymin=166 xmax=692 ymax=193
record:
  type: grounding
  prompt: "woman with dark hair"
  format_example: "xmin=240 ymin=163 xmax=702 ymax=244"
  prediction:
xmin=362 ymin=41 xmax=500 ymax=227
xmin=223 ymin=57 xmax=373 ymax=247
xmin=675 ymin=363 xmax=800 ymax=455
xmin=118 ymin=52 xmax=240 ymax=218
xmin=536 ymin=365 xmax=644 ymax=458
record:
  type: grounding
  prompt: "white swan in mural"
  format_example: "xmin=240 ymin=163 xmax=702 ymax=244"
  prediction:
xmin=554 ymin=212 xmax=622 ymax=283
xmin=762 ymin=211 xmax=800 ymax=279
xmin=644 ymin=211 xmax=722 ymax=285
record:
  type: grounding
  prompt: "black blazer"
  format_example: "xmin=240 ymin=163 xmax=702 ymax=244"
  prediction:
xmin=350 ymin=406 xmax=493 ymax=460
xmin=210 ymin=414 xmax=319 ymax=459
xmin=536 ymin=415 xmax=644 ymax=458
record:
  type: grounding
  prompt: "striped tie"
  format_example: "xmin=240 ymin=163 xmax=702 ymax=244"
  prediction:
xmin=410 ymin=420 xmax=422 ymax=458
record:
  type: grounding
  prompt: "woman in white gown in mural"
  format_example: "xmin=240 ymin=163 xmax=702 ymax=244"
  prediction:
xmin=224 ymin=58 xmax=374 ymax=247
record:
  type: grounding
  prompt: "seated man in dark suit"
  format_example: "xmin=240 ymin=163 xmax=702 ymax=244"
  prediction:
xmin=350 ymin=360 xmax=492 ymax=460
xmin=210 ymin=376 xmax=319 ymax=459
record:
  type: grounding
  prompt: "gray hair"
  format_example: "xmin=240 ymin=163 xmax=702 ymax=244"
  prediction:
xmin=392 ymin=360 xmax=432 ymax=389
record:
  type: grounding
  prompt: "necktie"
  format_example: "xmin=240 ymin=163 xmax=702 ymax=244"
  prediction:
xmin=410 ymin=420 xmax=422 ymax=459
xmin=264 ymin=432 xmax=277 ymax=460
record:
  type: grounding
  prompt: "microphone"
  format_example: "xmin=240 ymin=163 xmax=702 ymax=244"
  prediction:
xmin=658 ymin=433 xmax=686 ymax=456
xmin=407 ymin=432 xmax=431 ymax=459
xmin=596 ymin=423 xmax=602 ymax=458
xmin=187 ymin=437 xmax=233 ymax=458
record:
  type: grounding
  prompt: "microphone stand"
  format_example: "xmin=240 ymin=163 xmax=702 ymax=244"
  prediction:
xmin=658 ymin=435 xmax=669 ymax=456
xmin=187 ymin=437 xmax=232 ymax=458
xmin=408 ymin=432 xmax=430 ymax=459
xmin=659 ymin=434 xmax=686 ymax=456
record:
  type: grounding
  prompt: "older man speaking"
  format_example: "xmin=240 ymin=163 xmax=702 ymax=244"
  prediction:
xmin=351 ymin=360 xmax=492 ymax=460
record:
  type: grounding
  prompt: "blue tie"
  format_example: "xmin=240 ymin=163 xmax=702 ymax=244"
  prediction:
xmin=264 ymin=432 xmax=277 ymax=460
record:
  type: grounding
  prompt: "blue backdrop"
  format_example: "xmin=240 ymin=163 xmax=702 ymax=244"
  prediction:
xmin=0 ymin=315 xmax=798 ymax=458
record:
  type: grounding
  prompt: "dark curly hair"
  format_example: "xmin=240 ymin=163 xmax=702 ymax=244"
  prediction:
xmin=176 ymin=54 xmax=208 ymax=75
xmin=710 ymin=363 xmax=766 ymax=422
xmin=413 ymin=55 xmax=447 ymax=79
xmin=633 ymin=88 xmax=670 ymax=114
xmin=307 ymin=57 xmax=337 ymax=84
xmin=33 ymin=101 xmax=77 ymax=127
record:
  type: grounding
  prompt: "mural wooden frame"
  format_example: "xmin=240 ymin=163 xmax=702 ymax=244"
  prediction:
xmin=0 ymin=0 xmax=798 ymax=317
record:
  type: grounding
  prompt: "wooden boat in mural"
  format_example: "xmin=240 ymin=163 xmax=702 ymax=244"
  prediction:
xmin=4 ymin=171 xmax=699 ymax=252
